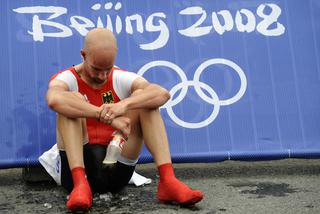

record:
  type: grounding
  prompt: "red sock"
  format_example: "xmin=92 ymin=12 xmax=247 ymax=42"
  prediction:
xmin=157 ymin=163 xmax=204 ymax=205
xmin=66 ymin=167 xmax=92 ymax=211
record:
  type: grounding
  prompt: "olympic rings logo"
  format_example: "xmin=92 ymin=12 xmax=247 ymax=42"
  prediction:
xmin=137 ymin=58 xmax=247 ymax=129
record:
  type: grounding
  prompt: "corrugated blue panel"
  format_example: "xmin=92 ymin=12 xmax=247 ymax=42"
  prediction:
xmin=1 ymin=0 xmax=320 ymax=168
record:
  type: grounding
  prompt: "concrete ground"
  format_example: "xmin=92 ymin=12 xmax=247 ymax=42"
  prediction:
xmin=0 ymin=159 xmax=319 ymax=213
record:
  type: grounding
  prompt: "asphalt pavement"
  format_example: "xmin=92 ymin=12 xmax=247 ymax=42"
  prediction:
xmin=0 ymin=158 xmax=319 ymax=213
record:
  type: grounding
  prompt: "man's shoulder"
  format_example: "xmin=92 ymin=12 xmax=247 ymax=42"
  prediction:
xmin=113 ymin=66 xmax=128 ymax=73
xmin=50 ymin=67 xmax=75 ymax=81
xmin=56 ymin=67 xmax=75 ymax=76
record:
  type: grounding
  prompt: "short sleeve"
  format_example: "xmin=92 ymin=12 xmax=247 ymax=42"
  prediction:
xmin=113 ymin=70 xmax=140 ymax=100
xmin=53 ymin=70 xmax=78 ymax=92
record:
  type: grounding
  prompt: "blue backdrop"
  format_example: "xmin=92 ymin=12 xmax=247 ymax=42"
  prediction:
xmin=1 ymin=0 xmax=320 ymax=168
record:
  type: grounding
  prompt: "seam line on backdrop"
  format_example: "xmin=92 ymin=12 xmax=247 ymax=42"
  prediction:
xmin=288 ymin=149 xmax=291 ymax=158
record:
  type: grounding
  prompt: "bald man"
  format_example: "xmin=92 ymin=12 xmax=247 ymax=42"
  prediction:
xmin=46 ymin=28 xmax=203 ymax=211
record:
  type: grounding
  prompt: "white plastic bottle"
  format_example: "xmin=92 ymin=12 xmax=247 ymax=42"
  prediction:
xmin=103 ymin=131 xmax=126 ymax=165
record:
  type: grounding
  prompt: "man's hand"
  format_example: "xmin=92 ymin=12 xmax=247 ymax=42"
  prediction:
xmin=100 ymin=102 xmax=128 ymax=122
xmin=109 ymin=116 xmax=131 ymax=137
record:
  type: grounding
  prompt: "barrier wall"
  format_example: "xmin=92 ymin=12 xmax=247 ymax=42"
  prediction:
xmin=1 ymin=0 xmax=320 ymax=168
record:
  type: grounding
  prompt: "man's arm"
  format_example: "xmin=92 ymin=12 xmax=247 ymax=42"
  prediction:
xmin=99 ymin=77 xmax=170 ymax=120
xmin=124 ymin=77 xmax=170 ymax=110
xmin=46 ymin=79 xmax=101 ymax=119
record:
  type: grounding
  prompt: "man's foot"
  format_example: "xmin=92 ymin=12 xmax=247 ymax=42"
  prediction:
xmin=157 ymin=163 xmax=203 ymax=205
xmin=66 ymin=167 xmax=92 ymax=211
xmin=66 ymin=185 xmax=92 ymax=211
xmin=157 ymin=178 xmax=203 ymax=205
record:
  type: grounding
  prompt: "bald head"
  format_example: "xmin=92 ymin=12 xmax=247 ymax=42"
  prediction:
xmin=80 ymin=29 xmax=118 ymax=85
xmin=83 ymin=28 xmax=118 ymax=53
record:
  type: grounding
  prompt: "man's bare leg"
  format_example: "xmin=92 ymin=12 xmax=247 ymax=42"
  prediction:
xmin=121 ymin=108 xmax=203 ymax=205
xmin=57 ymin=114 xmax=85 ymax=168
xmin=57 ymin=114 xmax=92 ymax=211
xmin=120 ymin=89 xmax=171 ymax=165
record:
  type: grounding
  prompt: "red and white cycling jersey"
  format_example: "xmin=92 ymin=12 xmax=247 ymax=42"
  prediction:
xmin=50 ymin=66 xmax=139 ymax=145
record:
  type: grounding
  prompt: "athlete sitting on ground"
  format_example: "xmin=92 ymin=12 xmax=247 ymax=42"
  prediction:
xmin=46 ymin=28 xmax=204 ymax=211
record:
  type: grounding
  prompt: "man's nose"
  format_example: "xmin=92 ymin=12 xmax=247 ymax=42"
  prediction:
xmin=98 ymin=71 xmax=107 ymax=80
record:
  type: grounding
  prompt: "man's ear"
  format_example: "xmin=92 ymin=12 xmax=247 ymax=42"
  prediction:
xmin=80 ymin=50 xmax=86 ymax=60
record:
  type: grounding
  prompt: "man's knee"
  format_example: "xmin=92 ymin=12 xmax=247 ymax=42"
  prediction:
xmin=125 ymin=109 xmax=140 ymax=127
xmin=57 ymin=113 xmax=83 ymax=125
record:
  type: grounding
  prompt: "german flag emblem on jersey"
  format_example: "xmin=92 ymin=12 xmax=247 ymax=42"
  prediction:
xmin=101 ymin=91 xmax=114 ymax=104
